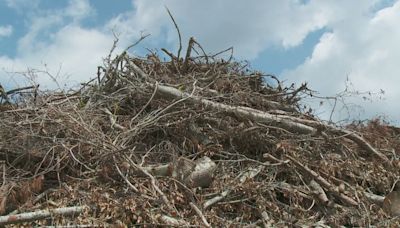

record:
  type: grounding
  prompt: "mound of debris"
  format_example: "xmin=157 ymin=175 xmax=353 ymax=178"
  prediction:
xmin=0 ymin=38 xmax=400 ymax=227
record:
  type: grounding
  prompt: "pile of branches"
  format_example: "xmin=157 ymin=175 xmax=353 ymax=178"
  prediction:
xmin=0 ymin=38 xmax=399 ymax=227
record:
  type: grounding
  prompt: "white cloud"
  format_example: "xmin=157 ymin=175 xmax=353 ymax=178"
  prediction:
xmin=64 ymin=0 xmax=94 ymax=22
xmin=17 ymin=0 xmax=94 ymax=54
xmin=282 ymin=0 xmax=400 ymax=123
xmin=17 ymin=14 xmax=64 ymax=54
xmin=0 ymin=25 xmax=13 ymax=37
xmin=2 ymin=0 xmax=348 ymax=88
xmin=2 ymin=26 xmax=114 ymax=89
xmin=1 ymin=0 xmax=115 ymax=89
xmin=106 ymin=0 xmax=328 ymax=59
xmin=105 ymin=1 xmax=167 ymax=49
xmin=5 ymin=0 xmax=40 ymax=12
xmin=23 ymin=26 xmax=113 ymax=86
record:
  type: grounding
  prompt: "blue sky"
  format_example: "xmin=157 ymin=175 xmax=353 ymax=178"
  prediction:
xmin=1 ymin=0 xmax=400 ymax=124
xmin=252 ymin=28 xmax=327 ymax=76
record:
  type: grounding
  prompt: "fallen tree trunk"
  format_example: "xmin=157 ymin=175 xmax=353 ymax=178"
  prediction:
xmin=129 ymin=61 xmax=315 ymax=134
xmin=128 ymin=61 xmax=389 ymax=161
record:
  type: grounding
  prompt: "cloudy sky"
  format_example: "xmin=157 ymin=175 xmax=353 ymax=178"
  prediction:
xmin=0 ymin=0 xmax=399 ymax=124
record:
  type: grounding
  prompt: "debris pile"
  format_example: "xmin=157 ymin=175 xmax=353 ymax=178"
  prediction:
xmin=0 ymin=39 xmax=400 ymax=227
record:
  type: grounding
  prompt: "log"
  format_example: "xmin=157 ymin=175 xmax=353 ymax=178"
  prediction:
xmin=0 ymin=206 xmax=86 ymax=225
xmin=185 ymin=156 xmax=216 ymax=188
xmin=129 ymin=61 xmax=388 ymax=161
xmin=129 ymin=60 xmax=315 ymax=135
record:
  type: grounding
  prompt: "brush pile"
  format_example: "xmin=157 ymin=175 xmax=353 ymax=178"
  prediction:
xmin=0 ymin=38 xmax=400 ymax=227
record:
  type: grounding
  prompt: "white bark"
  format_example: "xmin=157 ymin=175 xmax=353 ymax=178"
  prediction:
xmin=0 ymin=206 xmax=86 ymax=225
xmin=156 ymin=84 xmax=316 ymax=134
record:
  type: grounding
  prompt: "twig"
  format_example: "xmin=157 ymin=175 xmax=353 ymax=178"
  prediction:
xmin=275 ymin=182 xmax=313 ymax=200
xmin=338 ymin=129 xmax=389 ymax=162
xmin=285 ymin=155 xmax=358 ymax=206
xmin=107 ymin=31 xmax=120 ymax=65
xmin=128 ymin=158 xmax=177 ymax=214
xmin=160 ymin=47 xmax=180 ymax=74
xmin=278 ymin=116 xmax=389 ymax=162
xmin=161 ymin=48 xmax=177 ymax=60
xmin=9 ymin=188 xmax=57 ymax=215
xmin=5 ymin=85 xmax=37 ymax=95
xmin=102 ymin=108 xmax=126 ymax=131
xmin=210 ymin=46 xmax=234 ymax=62
xmin=62 ymin=143 xmax=95 ymax=172
xmin=144 ymin=167 xmax=177 ymax=213
xmin=113 ymin=156 xmax=138 ymax=192
xmin=122 ymin=34 xmax=150 ymax=53
xmin=124 ymin=33 xmax=151 ymax=53
xmin=0 ymin=84 xmax=9 ymax=103
xmin=204 ymin=166 xmax=263 ymax=209
xmin=129 ymin=82 xmax=158 ymax=128
xmin=309 ymin=179 xmax=329 ymax=205
xmin=189 ymin=202 xmax=211 ymax=227
xmin=1 ymin=161 xmax=5 ymax=188
xmin=182 ymin=37 xmax=195 ymax=73
xmin=192 ymin=39 xmax=210 ymax=64
xmin=263 ymin=153 xmax=290 ymax=166
xmin=165 ymin=6 xmax=182 ymax=60
xmin=158 ymin=214 xmax=189 ymax=226
xmin=203 ymin=190 xmax=230 ymax=210
xmin=363 ymin=191 xmax=385 ymax=205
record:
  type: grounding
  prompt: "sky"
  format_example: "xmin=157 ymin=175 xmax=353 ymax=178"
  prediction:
xmin=0 ymin=0 xmax=399 ymax=125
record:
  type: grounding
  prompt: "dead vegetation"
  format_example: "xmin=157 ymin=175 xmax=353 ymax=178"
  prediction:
xmin=0 ymin=37 xmax=400 ymax=227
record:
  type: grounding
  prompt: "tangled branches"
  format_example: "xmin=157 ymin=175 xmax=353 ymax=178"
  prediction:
xmin=0 ymin=38 xmax=399 ymax=227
